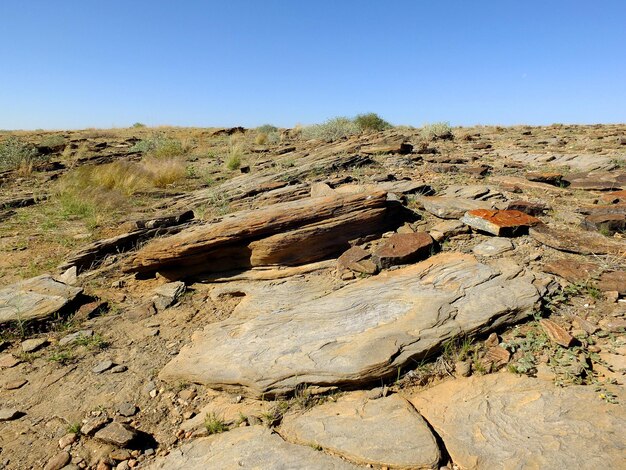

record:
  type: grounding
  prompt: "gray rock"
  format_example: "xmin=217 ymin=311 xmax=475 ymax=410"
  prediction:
xmin=92 ymin=360 xmax=114 ymax=374
xmin=153 ymin=281 xmax=185 ymax=311
xmin=21 ymin=337 xmax=49 ymax=353
xmin=109 ymin=365 xmax=127 ymax=373
xmin=117 ymin=402 xmax=138 ymax=417
xmin=420 ymin=196 xmax=494 ymax=219
xmin=472 ymin=238 xmax=514 ymax=256
xmin=146 ymin=426 xmax=359 ymax=469
xmin=59 ymin=330 xmax=93 ymax=347
xmin=0 ymin=275 xmax=83 ymax=325
xmin=57 ymin=266 xmax=78 ymax=286
xmin=410 ymin=374 xmax=626 ymax=470
xmin=159 ymin=253 xmax=542 ymax=397
xmin=429 ymin=220 xmax=469 ymax=241
xmin=280 ymin=393 xmax=440 ymax=469
xmin=80 ymin=416 xmax=110 ymax=436
xmin=94 ymin=422 xmax=137 ymax=447
xmin=0 ymin=408 xmax=22 ymax=421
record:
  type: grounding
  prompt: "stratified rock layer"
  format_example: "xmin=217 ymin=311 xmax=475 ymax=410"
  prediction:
xmin=159 ymin=253 xmax=542 ymax=396
xmin=410 ymin=374 xmax=626 ymax=470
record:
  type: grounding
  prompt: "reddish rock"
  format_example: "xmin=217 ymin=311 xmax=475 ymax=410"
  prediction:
xmin=596 ymin=271 xmax=626 ymax=295
xmin=484 ymin=346 xmax=511 ymax=369
xmin=542 ymin=259 xmax=601 ymax=283
xmin=461 ymin=209 xmax=541 ymax=236
xmin=600 ymin=190 xmax=626 ymax=204
xmin=338 ymin=246 xmax=369 ymax=270
xmin=540 ymin=319 xmax=575 ymax=347
xmin=505 ymin=200 xmax=549 ymax=216
xmin=372 ymin=232 xmax=434 ymax=269
xmin=0 ymin=354 xmax=21 ymax=369
xmin=44 ymin=451 xmax=70 ymax=470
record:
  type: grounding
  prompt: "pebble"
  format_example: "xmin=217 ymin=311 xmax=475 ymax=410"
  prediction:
xmin=109 ymin=365 xmax=128 ymax=374
xmin=110 ymin=448 xmax=132 ymax=461
xmin=178 ymin=389 xmax=197 ymax=402
xmin=455 ymin=361 xmax=472 ymax=377
xmin=117 ymin=402 xmax=138 ymax=417
xmin=0 ymin=353 xmax=21 ymax=368
xmin=58 ymin=432 xmax=78 ymax=448
xmin=21 ymin=337 xmax=49 ymax=353
xmin=115 ymin=462 xmax=130 ymax=470
xmin=59 ymin=330 xmax=93 ymax=347
xmin=94 ymin=422 xmax=137 ymax=447
xmin=43 ymin=451 xmax=70 ymax=470
xmin=93 ymin=360 xmax=114 ymax=374
xmin=80 ymin=416 xmax=110 ymax=436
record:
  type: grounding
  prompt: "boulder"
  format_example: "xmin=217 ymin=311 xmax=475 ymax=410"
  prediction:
xmin=279 ymin=393 xmax=440 ymax=469
xmin=159 ymin=253 xmax=542 ymax=397
xmin=0 ymin=275 xmax=83 ymax=325
xmin=147 ymin=426 xmax=359 ymax=469
xmin=125 ymin=191 xmax=392 ymax=279
xmin=410 ymin=374 xmax=626 ymax=470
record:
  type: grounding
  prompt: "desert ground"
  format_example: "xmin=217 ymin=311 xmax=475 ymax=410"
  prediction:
xmin=0 ymin=119 xmax=624 ymax=469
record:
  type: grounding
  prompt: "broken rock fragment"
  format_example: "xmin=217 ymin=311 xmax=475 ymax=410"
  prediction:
xmin=372 ymin=232 xmax=434 ymax=269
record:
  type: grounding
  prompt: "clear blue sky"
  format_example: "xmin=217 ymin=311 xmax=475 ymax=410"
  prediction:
xmin=1 ymin=1 xmax=625 ymax=129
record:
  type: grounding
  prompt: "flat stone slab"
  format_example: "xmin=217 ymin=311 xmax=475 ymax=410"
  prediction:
xmin=542 ymin=259 xmax=601 ymax=283
xmin=280 ymin=392 xmax=440 ymax=469
xmin=147 ymin=426 xmax=360 ymax=469
xmin=461 ymin=210 xmax=541 ymax=236
xmin=0 ymin=275 xmax=83 ymax=325
xmin=410 ymin=374 xmax=626 ymax=470
xmin=472 ymin=238 xmax=514 ymax=256
xmin=159 ymin=253 xmax=542 ymax=397
xmin=372 ymin=232 xmax=433 ymax=269
xmin=530 ymin=224 xmax=625 ymax=255
xmin=420 ymin=196 xmax=494 ymax=219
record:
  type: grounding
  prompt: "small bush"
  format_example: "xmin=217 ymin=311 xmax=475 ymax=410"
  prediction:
xmin=132 ymin=122 xmax=146 ymax=128
xmin=39 ymin=134 xmax=66 ymax=148
xmin=301 ymin=117 xmax=360 ymax=142
xmin=226 ymin=144 xmax=243 ymax=170
xmin=256 ymin=124 xmax=278 ymax=134
xmin=255 ymin=133 xmax=268 ymax=145
xmin=131 ymin=134 xmax=186 ymax=158
xmin=204 ymin=413 xmax=227 ymax=435
xmin=141 ymin=157 xmax=187 ymax=188
xmin=0 ymin=136 xmax=45 ymax=171
xmin=420 ymin=122 xmax=453 ymax=141
xmin=354 ymin=113 xmax=392 ymax=132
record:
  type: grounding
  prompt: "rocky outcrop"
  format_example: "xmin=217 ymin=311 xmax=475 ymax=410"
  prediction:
xmin=125 ymin=191 xmax=394 ymax=279
xmin=410 ymin=374 xmax=626 ymax=470
xmin=279 ymin=392 xmax=441 ymax=469
xmin=159 ymin=253 xmax=543 ymax=396
xmin=0 ymin=275 xmax=82 ymax=325
xmin=147 ymin=426 xmax=360 ymax=469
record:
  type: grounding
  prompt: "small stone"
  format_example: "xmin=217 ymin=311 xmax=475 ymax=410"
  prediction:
xmin=182 ymin=411 xmax=195 ymax=420
xmin=540 ymin=319 xmax=575 ymax=347
xmin=117 ymin=402 xmax=138 ymax=417
xmin=153 ymin=282 xmax=186 ymax=311
xmin=572 ymin=316 xmax=599 ymax=335
xmin=110 ymin=365 xmax=128 ymax=374
xmin=178 ymin=389 xmax=197 ymax=402
xmin=115 ymin=462 xmax=130 ymax=470
xmin=588 ymin=345 xmax=601 ymax=353
xmin=80 ymin=416 xmax=110 ymax=436
xmin=472 ymin=238 xmax=514 ymax=256
xmin=604 ymin=291 xmax=620 ymax=303
xmin=96 ymin=461 xmax=111 ymax=470
xmin=149 ymin=389 xmax=158 ymax=398
xmin=44 ymin=451 xmax=71 ymax=470
xmin=600 ymin=318 xmax=626 ymax=332
xmin=59 ymin=330 xmax=93 ymax=347
xmin=110 ymin=448 xmax=132 ymax=461
xmin=485 ymin=333 xmax=499 ymax=348
xmin=0 ymin=353 xmax=21 ymax=368
xmin=21 ymin=337 xmax=49 ymax=353
xmin=94 ymin=422 xmax=137 ymax=447
xmin=4 ymin=379 xmax=27 ymax=390
xmin=596 ymin=271 xmax=626 ymax=295
xmin=57 ymin=266 xmax=78 ymax=286
xmin=93 ymin=360 xmax=114 ymax=374
xmin=455 ymin=361 xmax=471 ymax=377
xmin=0 ymin=408 xmax=22 ymax=421
xmin=484 ymin=346 xmax=511 ymax=369
xmin=58 ymin=432 xmax=78 ymax=448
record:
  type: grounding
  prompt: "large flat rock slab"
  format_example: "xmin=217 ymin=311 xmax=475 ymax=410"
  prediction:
xmin=529 ymin=224 xmax=625 ymax=255
xmin=410 ymin=374 xmax=626 ymax=470
xmin=0 ymin=275 xmax=83 ymax=325
xmin=125 ymin=191 xmax=391 ymax=278
xmin=159 ymin=253 xmax=542 ymax=396
xmin=147 ymin=426 xmax=359 ymax=469
xmin=280 ymin=392 xmax=440 ymax=469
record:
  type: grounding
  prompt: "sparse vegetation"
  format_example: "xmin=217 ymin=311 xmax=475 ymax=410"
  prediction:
xmin=301 ymin=116 xmax=360 ymax=142
xmin=420 ymin=121 xmax=453 ymax=140
xmin=226 ymin=144 xmax=243 ymax=170
xmin=0 ymin=136 xmax=45 ymax=172
xmin=354 ymin=112 xmax=392 ymax=132
xmin=204 ymin=413 xmax=227 ymax=435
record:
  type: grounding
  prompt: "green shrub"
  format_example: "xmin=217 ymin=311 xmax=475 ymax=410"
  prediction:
xmin=354 ymin=113 xmax=392 ymax=132
xmin=301 ymin=117 xmax=360 ymax=142
xmin=256 ymin=124 xmax=278 ymax=134
xmin=39 ymin=134 xmax=66 ymax=148
xmin=132 ymin=122 xmax=146 ymax=128
xmin=0 ymin=136 xmax=45 ymax=171
xmin=131 ymin=134 xmax=185 ymax=158
xmin=420 ymin=122 xmax=453 ymax=141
